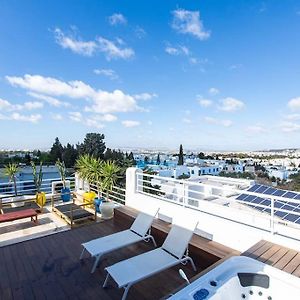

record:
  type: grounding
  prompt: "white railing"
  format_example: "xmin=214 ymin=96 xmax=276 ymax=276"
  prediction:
xmin=136 ymin=172 xmax=300 ymax=235
xmin=89 ymin=182 xmax=126 ymax=205
xmin=0 ymin=176 xmax=75 ymax=199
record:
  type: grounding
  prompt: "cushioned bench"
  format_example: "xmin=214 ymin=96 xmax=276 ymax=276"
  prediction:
xmin=0 ymin=208 xmax=38 ymax=224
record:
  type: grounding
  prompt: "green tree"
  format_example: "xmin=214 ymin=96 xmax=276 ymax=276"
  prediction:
xmin=79 ymin=133 xmax=106 ymax=159
xmin=50 ymin=137 xmax=63 ymax=162
xmin=63 ymin=143 xmax=78 ymax=168
xmin=4 ymin=163 xmax=19 ymax=196
xmin=156 ymin=154 xmax=161 ymax=165
xmin=178 ymin=144 xmax=184 ymax=165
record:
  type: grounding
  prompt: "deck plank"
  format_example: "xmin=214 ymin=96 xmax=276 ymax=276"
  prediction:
xmin=243 ymin=240 xmax=300 ymax=278
xmin=0 ymin=207 xmax=229 ymax=300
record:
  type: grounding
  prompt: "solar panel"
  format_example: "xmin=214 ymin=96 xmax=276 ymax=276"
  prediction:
xmin=283 ymin=214 xmax=299 ymax=222
xmin=255 ymin=185 xmax=269 ymax=193
xmin=275 ymin=210 xmax=287 ymax=218
xmin=273 ymin=190 xmax=286 ymax=196
xmin=242 ymin=195 xmax=256 ymax=202
xmin=274 ymin=201 xmax=284 ymax=208
xmin=260 ymin=199 xmax=271 ymax=206
xmin=263 ymin=187 xmax=277 ymax=195
xmin=236 ymin=184 xmax=300 ymax=224
xmin=237 ymin=194 xmax=248 ymax=201
xmin=248 ymin=184 xmax=261 ymax=192
xmin=251 ymin=197 xmax=264 ymax=204
xmin=282 ymin=192 xmax=297 ymax=199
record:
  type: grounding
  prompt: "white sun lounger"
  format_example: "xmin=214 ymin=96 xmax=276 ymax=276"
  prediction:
xmin=80 ymin=209 xmax=159 ymax=273
xmin=103 ymin=222 xmax=198 ymax=300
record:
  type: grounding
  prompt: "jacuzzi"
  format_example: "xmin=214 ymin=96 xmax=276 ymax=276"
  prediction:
xmin=168 ymin=256 xmax=300 ymax=300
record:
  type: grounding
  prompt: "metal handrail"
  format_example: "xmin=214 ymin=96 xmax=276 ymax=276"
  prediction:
xmin=136 ymin=172 xmax=300 ymax=235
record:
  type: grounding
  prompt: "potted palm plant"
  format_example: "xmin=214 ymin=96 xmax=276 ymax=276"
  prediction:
xmin=31 ymin=161 xmax=46 ymax=207
xmin=100 ymin=161 xmax=121 ymax=219
xmin=56 ymin=159 xmax=71 ymax=202
xmin=4 ymin=163 xmax=19 ymax=196
xmin=75 ymin=154 xmax=97 ymax=205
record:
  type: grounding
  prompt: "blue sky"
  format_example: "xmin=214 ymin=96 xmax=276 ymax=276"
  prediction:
xmin=1 ymin=0 xmax=300 ymax=151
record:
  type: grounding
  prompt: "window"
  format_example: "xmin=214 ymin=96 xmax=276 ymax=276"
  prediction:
xmin=191 ymin=170 xmax=194 ymax=174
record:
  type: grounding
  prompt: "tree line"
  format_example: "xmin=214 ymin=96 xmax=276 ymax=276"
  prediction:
xmin=0 ymin=133 xmax=136 ymax=168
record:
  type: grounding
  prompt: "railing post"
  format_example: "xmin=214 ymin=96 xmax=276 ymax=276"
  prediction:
xmin=270 ymin=197 xmax=275 ymax=235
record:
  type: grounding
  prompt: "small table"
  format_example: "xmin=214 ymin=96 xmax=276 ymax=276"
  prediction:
xmin=0 ymin=208 xmax=38 ymax=224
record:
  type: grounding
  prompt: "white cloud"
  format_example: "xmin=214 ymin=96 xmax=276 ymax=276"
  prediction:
xmin=92 ymin=113 xmax=117 ymax=122
xmin=218 ymin=97 xmax=245 ymax=112
xmin=85 ymin=118 xmax=105 ymax=129
xmin=182 ymin=118 xmax=192 ymax=124
xmin=208 ymin=87 xmax=219 ymax=96
xmin=108 ymin=13 xmax=127 ymax=26
xmin=68 ymin=111 xmax=106 ymax=128
xmin=280 ymin=121 xmax=300 ymax=132
xmin=288 ymin=97 xmax=300 ymax=110
xmin=147 ymin=120 xmax=153 ymax=126
xmin=69 ymin=111 xmax=82 ymax=122
xmin=28 ymin=92 xmax=70 ymax=107
xmin=54 ymin=28 xmax=97 ymax=56
xmin=22 ymin=102 xmax=43 ymax=110
xmin=6 ymin=74 xmax=146 ymax=114
xmin=165 ymin=46 xmax=180 ymax=56
xmin=0 ymin=97 xmax=43 ymax=111
xmin=133 ymin=93 xmax=157 ymax=100
xmin=171 ymin=9 xmax=210 ymax=40
xmin=134 ymin=26 xmax=146 ymax=39
xmin=94 ymin=69 xmax=118 ymax=80
xmin=165 ymin=45 xmax=190 ymax=56
xmin=246 ymin=125 xmax=267 ymax=134
xmin=284 ymin=113 xmax=300 ymax=121
xmin=229 ymin=64 xmax=243 ymax=70
xmin=0 ymin=98 xmax=12 ymax=110
xmin=11 ymin=112 xmax=42 ymax=123
xmin=85 ymin=90 xmax=140 ymax=114
xmin=198 ymin=98 xmax=213 ymax=107
xmin=122 ymin=120 xmax=140 ymax=127
xmin=204 ymin=116 xmax=232 ymax=127
xmin=97 ymin=37 xmax=134 ymax=60
xmin=54 ymin=28 xmax=134 ymax=60
xmin=51 ymin=113 xmax=63 ymax=120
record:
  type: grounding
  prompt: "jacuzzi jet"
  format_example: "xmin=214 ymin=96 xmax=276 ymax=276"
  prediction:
xmin=241 ymin=293 xmax=246 ymax=299
xmin=209 ymin=280 xmax=217 ymax=287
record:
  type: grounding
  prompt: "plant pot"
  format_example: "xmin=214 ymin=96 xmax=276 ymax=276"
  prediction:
xmin=36 ymin=192 xmax=46 ymax=207
xmin=100 ymin=201 xmax=114 ymax=219
xmin=94 ymin=197 xmax=103 ymax=213
xmin=61 ymin=187 xmax=71 ymax=202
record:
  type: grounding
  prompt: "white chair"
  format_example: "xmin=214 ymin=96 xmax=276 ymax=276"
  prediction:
xmin=80 ymin=209 xmax=159 ymax=273
xmin=103 ymin=222 xmax=198 ymax=300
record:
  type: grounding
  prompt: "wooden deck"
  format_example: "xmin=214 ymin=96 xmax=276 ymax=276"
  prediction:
xmin=242 ymin=240 xmax=300 ymax=277
xmin=0 ymin=206 xmax=236 ymax=300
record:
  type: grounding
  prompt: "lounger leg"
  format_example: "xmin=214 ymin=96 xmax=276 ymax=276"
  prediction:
xmin=79 ymin=247 xmax=85 ymax=260
xmin=121 ymin=284 xmax=132 ymax=300
xmin=187 ymin=257 xmax=197 ymax=271
xmin=91 ymin=254 xmax=102 ymax=273
xmin=103 ymin=272 xmax=110 ymax=288
xmin=149 ymin=235 xmax=157 ymax=247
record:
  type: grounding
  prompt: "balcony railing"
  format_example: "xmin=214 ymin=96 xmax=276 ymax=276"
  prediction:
xmin=136 ymin=172 xmax=300 ymax=236
xmin=0 ymin=176 xmax=75 ymax=199
xmin=89 ymin=182 xmax=125 ymax=205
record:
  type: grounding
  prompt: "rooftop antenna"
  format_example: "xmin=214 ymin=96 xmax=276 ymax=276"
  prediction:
xmin=179 ymin=269 xmax=190 ymax=285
